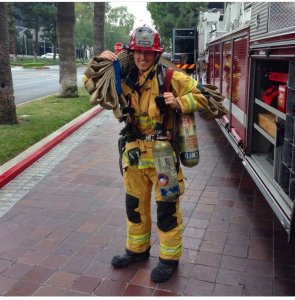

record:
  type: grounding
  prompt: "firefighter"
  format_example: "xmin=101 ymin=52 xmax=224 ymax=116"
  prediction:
xmin=114 ymin=42 xmax=124 ymax=54
xmin=98 ymin=25 xmax=208 ymax=282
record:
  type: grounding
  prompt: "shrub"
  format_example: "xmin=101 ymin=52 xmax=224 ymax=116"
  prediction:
xmin=22 ymin=62 xmax=46 ymax=68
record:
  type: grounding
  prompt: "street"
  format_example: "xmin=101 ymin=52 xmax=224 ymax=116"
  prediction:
xmin=11 ymin=65 xmax=86 ymax=105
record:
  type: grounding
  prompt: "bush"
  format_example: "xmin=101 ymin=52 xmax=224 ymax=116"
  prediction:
xmin=22 ymin=62 xmax=46 ymax=68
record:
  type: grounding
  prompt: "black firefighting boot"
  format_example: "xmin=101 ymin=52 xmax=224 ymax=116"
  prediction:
xmin=150 ymin=258 xmax=178 ymax=282
xmin=111 ymin=248 xmax=150 ymax=269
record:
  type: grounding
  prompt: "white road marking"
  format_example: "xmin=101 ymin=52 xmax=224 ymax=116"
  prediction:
xmin=14 ymin=78 xmax=60 ymax=86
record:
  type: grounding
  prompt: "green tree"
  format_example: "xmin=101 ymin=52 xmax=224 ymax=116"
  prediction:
xmin=147 ymin=2 xmax=208 ymax=50
xmin=104 ymin=4 xmax=134 ymax=51
xmin=40 ymin=4 xmax=57 ymax=59
xmin=75 ymin=2 xmax=93 ymax=60
xmin=13 ymin=3 xmax=56 ymax=59
xmin=74 ymin=3 xmax=134 ymax=57
xmin=0 ymin=2 xmax=17 ymax=124
xmin=56 ymin=2 xmax=78 ymax=97
xmin=7 ymin=3 xmax=19 ymax=61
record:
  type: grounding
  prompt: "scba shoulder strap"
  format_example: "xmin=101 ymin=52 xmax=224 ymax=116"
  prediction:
xmin=156 ymin=65 xmax=174 ymax=94
xmin=164 ymin=67 xmax=174 ymax=92
xmin=156 ymin=65 xmax=180 ymax=172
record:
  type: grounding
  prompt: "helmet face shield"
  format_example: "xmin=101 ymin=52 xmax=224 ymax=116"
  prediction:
xmin=129 ymin=26 xmax=164 ymax=53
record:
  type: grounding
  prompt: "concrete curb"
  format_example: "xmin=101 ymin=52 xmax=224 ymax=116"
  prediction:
xmin=0 ymin=106 xmax=104 ymax=189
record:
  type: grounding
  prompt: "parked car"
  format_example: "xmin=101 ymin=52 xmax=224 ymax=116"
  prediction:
xmin=41 ymin=53 xmax=59 ymax=59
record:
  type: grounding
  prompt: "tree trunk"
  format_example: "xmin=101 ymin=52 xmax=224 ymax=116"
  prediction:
xmin=56 ymin=2 xmax=78 ymax=97
xmin=93 ymin=2 xmax=105 ymax=56
xmin=0 ymin=2 xmax=18 ymax=125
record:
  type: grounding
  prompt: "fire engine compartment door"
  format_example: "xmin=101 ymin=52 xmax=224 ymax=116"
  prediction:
xmin=220 ymin=36 xmax=248 ymax=152
xmin=289 ymin=206 xmax=295 ymax=243
xmin=243 ymin=155 xmax=292 ymax=236
xmin=287 ymin=60 xmax=295 ymax=243
xmin=247 ymin=53 xmax=295 ymax=242
xmin=229 ymin=36 xmax=249 ymax=150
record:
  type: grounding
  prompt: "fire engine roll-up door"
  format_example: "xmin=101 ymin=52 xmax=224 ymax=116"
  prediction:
xmin=208 ymin=26 xmax=250 ymax=156
xmin=247 ymin=50 xmax=295 ymax=242
xmin=287 ymin=61 xmax=295 ymax=243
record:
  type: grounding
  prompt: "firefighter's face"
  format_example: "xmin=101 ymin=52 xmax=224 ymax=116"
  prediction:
xmin=134 ymin=50 xmax=157 ymax=74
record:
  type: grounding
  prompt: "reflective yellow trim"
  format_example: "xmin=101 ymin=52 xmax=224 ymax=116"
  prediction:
xmin=127 ymin=232 xmax=151 ymax=245
xmin=183 ymin=78 xmax=194 ymax=94
xmin=138 ymin=115 xmax=152 ymax=126
xmin=138 ymin=115 xmax=158 ymax=127
xmin=122 ymin=152 xmax=129 ymax=164
xmin=123 ymin=153 xmax=155 ymax=169
xmin=137 ymin=159 xmax=155 ymax=169
xmin=160 ymin=242 xmax=182 ymax=256
xmin=185 ymin=93 xmax=198 ymax=112
xmin=123 ymin=150 xmax=177 ymax=169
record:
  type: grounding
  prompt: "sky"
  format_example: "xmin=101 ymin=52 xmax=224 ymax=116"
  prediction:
xmin=110 ymin=1 xmax=154 ymax=29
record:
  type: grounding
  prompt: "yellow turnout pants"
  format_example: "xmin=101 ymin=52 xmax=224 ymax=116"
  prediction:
xmin=123 ymin=165 xmax=185 ymax=261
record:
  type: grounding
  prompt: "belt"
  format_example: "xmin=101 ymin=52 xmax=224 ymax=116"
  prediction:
xmin=139 ymin=133 xmax=172 ymax=141
xmin=142 ymin=134 xmax=156 ymax=141
xmin=136 ymin=134 xmax=156 ymax=141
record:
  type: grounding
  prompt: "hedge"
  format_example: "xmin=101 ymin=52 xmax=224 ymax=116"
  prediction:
xmin=22 ymin=62 xmax=46 ymax=68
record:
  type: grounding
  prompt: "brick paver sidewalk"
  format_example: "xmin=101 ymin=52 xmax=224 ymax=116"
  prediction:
xmin=0 ymin=110 xmax=295 ymax=296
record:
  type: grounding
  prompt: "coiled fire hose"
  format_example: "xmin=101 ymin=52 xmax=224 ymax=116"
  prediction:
xmin=82 ymin=50 xmax=227 ymax=121
xmin=198 ymin=83 xmax=228 ymax=120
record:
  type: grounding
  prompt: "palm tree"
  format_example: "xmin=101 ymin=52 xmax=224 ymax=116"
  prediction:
xmin=56 ymin=2 xmax=78 ymax=97
xmin=0 ymin=2 xmax=18 ymax=124
xmin=93 ymin=2 xmax=105 ymax=56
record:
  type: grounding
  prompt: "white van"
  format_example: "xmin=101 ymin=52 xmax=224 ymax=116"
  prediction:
xmin=41 ymin=53 xmax=59 ymax=59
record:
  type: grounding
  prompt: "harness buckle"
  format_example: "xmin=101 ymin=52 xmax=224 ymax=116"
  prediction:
xmin=144 ymin=134 xmax=156 ymax=141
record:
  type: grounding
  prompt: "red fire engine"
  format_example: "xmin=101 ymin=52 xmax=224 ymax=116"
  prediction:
xmin=206 ymin=2 xmax=295 ymax=241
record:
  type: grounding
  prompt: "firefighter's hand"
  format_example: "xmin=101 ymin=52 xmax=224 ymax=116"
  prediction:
xmin=99 ymin=50 xmax=117 ymax=61
xmin=163 ymin=92 xmax=180 ymax=110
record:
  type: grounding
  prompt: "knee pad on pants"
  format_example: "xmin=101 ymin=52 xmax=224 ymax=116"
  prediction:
xmin=126 ymin=193 xmax=141 ymax=224
xmin=156 ymin=201 xmax=177 ymax=232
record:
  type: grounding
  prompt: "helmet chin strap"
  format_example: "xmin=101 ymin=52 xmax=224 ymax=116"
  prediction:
xmin=144 ymin=52 xmax=162 ymax=79
xmin=155 ymin=53 xmax=161 ymax=64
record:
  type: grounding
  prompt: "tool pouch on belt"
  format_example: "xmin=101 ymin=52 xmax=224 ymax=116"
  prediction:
xmin=198 ymin=84 xmax=228 ymax=121
xmin=125 ymin=141 xmax=141 ymax=166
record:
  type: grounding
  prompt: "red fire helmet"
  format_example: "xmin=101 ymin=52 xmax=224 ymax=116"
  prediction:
xmin=129 ymin=25 xmax=164 ymax=53
xmin=114 ymin=42 xmax=123 ymax=53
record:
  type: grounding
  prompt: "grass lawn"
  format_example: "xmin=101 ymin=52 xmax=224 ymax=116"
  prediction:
xmin=10 ymin=56 xmax=60 ymax=66
xmin=10 ymin=56 xmax=86 ymax=67
xmin=0 ymin=87 xmax=94 ymax=166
